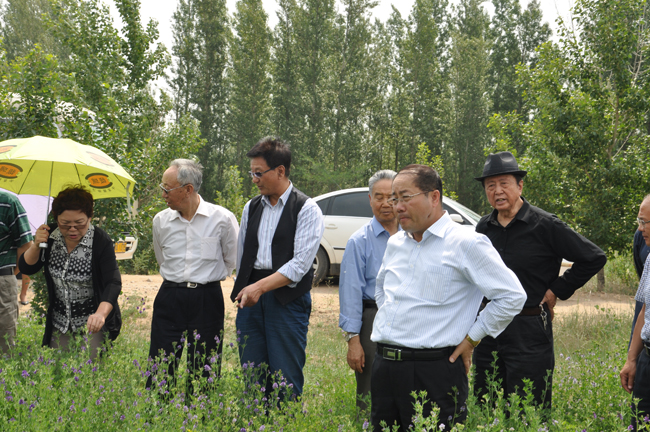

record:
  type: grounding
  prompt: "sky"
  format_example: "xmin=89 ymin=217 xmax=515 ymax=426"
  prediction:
xmin=111 ymin=0 xmax=575 ymax=54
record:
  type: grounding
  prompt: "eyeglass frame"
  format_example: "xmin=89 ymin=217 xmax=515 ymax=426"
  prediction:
xmin=58 ymin=219 xmax=89 ymax=231
xmin=638 ymin=217 xmax=650 ymax=229
xmin=248 ymin=166 xmax=278 ymax=179
xmin=389 ymin=190 xmax=432 ymax=205
xmin=159 ymin=183 xmax=188 ymax=194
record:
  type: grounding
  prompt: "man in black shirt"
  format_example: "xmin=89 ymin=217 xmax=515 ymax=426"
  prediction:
xmin=473 ymin=151 xmax=606 ymax=412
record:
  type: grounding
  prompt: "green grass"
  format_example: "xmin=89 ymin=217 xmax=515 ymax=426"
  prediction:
xmin=0 ymin=294 xmax=646 ymax=431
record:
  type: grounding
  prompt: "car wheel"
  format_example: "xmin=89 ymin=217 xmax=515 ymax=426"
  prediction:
xmin=312 ymin=247 xmax=329 ymax=286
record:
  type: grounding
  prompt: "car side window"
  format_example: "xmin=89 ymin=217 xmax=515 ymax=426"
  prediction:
xmin=316 ymin=197 xmax=331 ymax=216
xmin=330 ymin=192 xmax=373 ymax=218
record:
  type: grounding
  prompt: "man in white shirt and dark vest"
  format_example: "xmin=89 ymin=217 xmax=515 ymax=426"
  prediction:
xmin=147 ymin=159 xmax=239 ymax=395
xmin=232 ymin=137 xmax=324 ymax=400
xmin=370 ymin=164 xmax=526 ymax=431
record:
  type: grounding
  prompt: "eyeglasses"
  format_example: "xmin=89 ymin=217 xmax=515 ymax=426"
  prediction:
xmin=159 ymin=183 xmax=188 ymax=194
xmin=59 ymin=221 xmax=88 ymax=231
xmin=638 ymin=217 xmax=650 ymax=229
xmin=248 ymin=166 xmax=277 ymax=179
xmin=389 ymin=191 xmax=431 ymax=205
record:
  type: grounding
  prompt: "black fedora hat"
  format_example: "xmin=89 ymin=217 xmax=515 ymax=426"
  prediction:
xmin=475 ymin=151 xmax=527 ymax=181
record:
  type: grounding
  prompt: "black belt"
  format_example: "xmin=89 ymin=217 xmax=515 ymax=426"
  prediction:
xmin=0 ymin=267 xmax=14 ymax=276
xmin=363 ymin=299 xmax=377 ymax=309
xmin=644 ymin=341 xmax=650 ymax=357
xmin=377 ymin=343 xmax=453 ymax=362
xmin=163 ymin=280 xmax=221 ymax=289
xmin=518 ymin=304 xmax=551 ymax=317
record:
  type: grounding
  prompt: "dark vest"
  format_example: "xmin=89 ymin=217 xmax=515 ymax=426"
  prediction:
xmin=231 ymin=187 xmax=314 ymax=305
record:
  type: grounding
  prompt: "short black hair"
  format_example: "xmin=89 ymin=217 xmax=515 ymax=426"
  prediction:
xmin=246 ymin=136 xmax=292 ymax=177
xmin=481 ymin=173 xmax=524 ymax=187
xmin=397 ymin=164 xmax=443 ymax=203
xmin=51 ymin=185 xmax=94 ymax=219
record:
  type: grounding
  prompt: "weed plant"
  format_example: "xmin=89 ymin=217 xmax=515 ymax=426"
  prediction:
xmin=0 ymin=297 xmax=646 ymax=430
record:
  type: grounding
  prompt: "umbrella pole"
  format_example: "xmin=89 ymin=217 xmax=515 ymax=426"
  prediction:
xmin=39 ymin=162 xmax=53 ymax=249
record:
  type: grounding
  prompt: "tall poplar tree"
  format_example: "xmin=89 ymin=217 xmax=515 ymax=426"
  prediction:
xmin=226 ymin=0 xmax=273 ymax=193
xmin=448 ymin=0 xmax=492 ymax=210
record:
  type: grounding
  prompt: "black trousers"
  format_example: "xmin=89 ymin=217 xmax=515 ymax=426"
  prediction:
xmin=371 ymin=345 xmax=468 ymax=431
xmin=632 ymin=347 xmax=650 ymax=430
xmin=146 ymin=281 xmax=224 ymax=394
xmin=473 ymin=313 xmax=554 ymax=411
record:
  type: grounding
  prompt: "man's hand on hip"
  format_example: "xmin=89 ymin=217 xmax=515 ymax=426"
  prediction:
xmin=346 ymin=336 xmax=365 ymax=373
xmin=540 ymin=289 xmax=557 ymax=320
xmin=449 ymin=339 xmax=474 ymax=375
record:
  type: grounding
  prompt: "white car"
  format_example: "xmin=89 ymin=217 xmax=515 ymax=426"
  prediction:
xmin=312 ymin=187 xmax=482 ymax=284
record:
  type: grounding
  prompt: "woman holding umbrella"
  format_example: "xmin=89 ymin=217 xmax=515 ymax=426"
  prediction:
xmin=19 ymin=185 xmax=122 ymax=359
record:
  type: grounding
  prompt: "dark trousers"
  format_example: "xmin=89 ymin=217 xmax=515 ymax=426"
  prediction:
xmin=473 ymin=313 xmax=554 ymax=411
xmin=355 ymin=304 xmax=377 ymax=412
xmin=633 ymin=347 xmax=650 ymax=430
xmin=236 ymin=277 xmax=311 ymax=399
xmin=147 ymin=281 xmax=224 ymax=394
xmin=371 ymin=345 xmax=468 ymax=431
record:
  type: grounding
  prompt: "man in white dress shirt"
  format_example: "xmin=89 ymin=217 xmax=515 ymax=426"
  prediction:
xmin=370 ymin=164 xmax=525 ymax=431
xmin=147 ymin=159 xmax=239 ymax=395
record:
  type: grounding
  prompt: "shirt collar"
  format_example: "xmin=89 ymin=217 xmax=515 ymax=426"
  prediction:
xmin=486 ymin=196 xmax=532 ymax=226
xmin=261 ymin=182 xmax=293 ymax=207
xmin=424 ymin=211 xmax=454 ymax=240
xmin=169 ymin=195 xmax=208 ymax=222
xmin=370 ymin=216 xmax=401 ymax=238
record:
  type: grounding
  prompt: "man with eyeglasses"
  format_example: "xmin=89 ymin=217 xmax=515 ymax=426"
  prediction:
xmin=147 ymin=159 xmax=239 ymax=394
xmin=621 ymin=194 xmax=650 ymax=427
xmin=231 ymin=136 xmax=324 ymax=400
xmin=473 ymin=151 xmax=606 ymax=415
xmin=629 ymin=199 xmax=650 ymax=348
xmin=338 ymin=169 xmax=399 ymax=414
xmin=370 ymin=164 xmax=526 ymax=431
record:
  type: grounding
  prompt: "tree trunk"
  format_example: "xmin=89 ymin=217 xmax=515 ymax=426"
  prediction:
xmin=596 ymin=268 xmax=605 ymax=292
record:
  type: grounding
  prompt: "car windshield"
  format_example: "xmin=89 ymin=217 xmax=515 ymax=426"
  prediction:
xmin=445 ymin=197 xmax=482 ymax=223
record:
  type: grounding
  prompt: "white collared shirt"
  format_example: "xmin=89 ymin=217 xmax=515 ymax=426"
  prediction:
xmin=153 ymin=195 xmax=239 ymax=284
xmin=371 ymin=211 xmax=526 ymax=349
xmin=236 ymin=183 xmax=324 ymax=286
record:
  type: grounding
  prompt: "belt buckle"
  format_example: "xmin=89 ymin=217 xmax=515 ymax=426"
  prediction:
xmin=186 ymin=282 xmax=198 ymax=289
xmin=383 ymin=347 xmax=402 ymax=361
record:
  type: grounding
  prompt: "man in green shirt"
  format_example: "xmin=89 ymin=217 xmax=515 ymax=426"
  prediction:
xmin=0 ymin=192 xmax=33 ymax=354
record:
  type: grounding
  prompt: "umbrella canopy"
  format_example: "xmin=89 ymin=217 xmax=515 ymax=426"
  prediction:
xmin=0 ymin=136 xmax=136 ymax=200
xmin=0 ymin=188 xmax=52 ymax=235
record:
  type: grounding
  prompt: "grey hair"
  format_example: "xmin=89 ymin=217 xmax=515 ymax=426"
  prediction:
xmin=369 ymin=169 xmax=397 ymax=194
xmin=170 ymin=159 xmax=203 ymax=192
xmin=643 ymin=194 xmax=650 ymax=205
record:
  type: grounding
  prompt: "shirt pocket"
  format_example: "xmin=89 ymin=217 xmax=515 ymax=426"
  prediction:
xmin=422 ymin=265 xmax=452 ymax=304
xmin=200 ymin=237 xmax=219 ymax=260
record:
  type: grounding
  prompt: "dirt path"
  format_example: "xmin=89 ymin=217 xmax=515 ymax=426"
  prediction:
xmin=18 ymin=275 xmax=635 ymax=326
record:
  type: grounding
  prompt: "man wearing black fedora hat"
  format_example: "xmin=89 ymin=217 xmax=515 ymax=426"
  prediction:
xmin=472 ymin=151 xmax=607 ymax=413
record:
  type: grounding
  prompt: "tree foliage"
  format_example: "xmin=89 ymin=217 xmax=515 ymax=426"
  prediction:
xmin=490 ymin=0 xmax=650 ymax=252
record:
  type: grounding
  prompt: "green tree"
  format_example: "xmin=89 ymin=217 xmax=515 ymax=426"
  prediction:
xmin=168 ymin=0 xmax=198 ymax=121
xmin=225 ymin=0 xmax=273 ymax=195
xmin=447 ymin=0 xmax=492 ymax=211
xmin=402 ymin=0 xmax=450 ymax=161
xmin=490 ymin=0 xmax=650 ymax=256
xmin=0 ymin=0 xmax=65 ymax=61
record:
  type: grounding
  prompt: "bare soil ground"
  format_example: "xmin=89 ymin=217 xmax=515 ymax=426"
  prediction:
xmin=18 ymin=275 xmax=636 ymax=326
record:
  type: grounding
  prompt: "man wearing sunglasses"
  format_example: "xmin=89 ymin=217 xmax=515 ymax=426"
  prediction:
xmin=147 ymin=159 xmax=239 ymax=393
xmin=232 ymin=136 xmax=324 ymax=401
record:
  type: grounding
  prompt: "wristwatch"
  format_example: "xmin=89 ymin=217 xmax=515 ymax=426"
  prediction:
xmin=465 ymin=335 xmax=481 ymax=347
xmin=345 ymin=332 xmax=359 ymax=342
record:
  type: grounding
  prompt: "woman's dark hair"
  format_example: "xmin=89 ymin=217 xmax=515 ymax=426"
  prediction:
xmin=50 ymin=185 xmax=94 ymax=219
